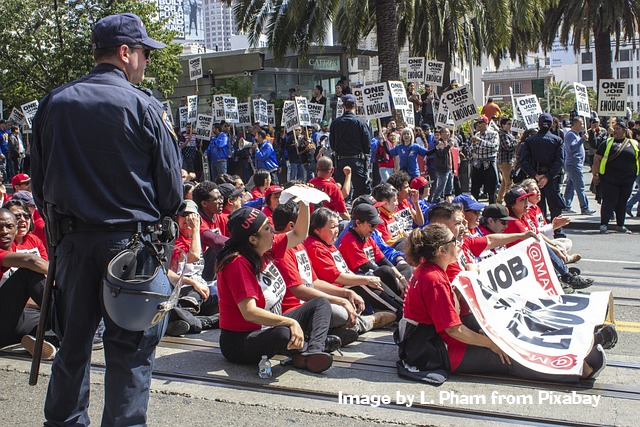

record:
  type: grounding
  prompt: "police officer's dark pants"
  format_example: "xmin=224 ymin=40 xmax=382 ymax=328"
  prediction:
xmin=335 ymin=158 xmax=370 ymax=199
xmin=470 ymin=162 xmax=498 ymax=203
xmin=219 ymin=297 xmax=331 ymax=365
xmin=540 ymin=176 xmax=565 ymax=235
xmin=45 ymin=231 xmax=164 ymax=427
xmin=0 ymin=268 xmax=45 ymax=347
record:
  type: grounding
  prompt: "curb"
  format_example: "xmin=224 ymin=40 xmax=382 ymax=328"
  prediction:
xmin=565 ymin=220 xmax=640 ymax=233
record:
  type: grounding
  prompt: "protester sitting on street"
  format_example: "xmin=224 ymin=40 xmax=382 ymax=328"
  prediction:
xmin=452 ymin=194 xmax=487 ymax=238
xmin=474 ymin=204 xmax=517 ymax=260
xmin=261 ymin=185 xmax=283 ymax=224
xmin=338 ymin=204 xmax=406 ymax=319
xmin=399 ymin=223 xmax=608 ymax=383
xmin=216 ymin=203 xmax=334 ymax=373
xmin=218 ymin=183 xmax=245 ymax=217
xmin=409 ymin=176 xmax=434 ymax=227
xmin=2 ymin=200 xmax=47 ymax=258
xmin=388 ymin=128 xmax=432 ymax=180
xmin=387 ymin=171 xmax=425 ymax=234
xmin=0 ymin=209 xmax=52 ymax=359
xmin=372 ymin=183 xmax=405 ymax=249
xmin=193 ymin=181 xmax=230 ymax=281
xmin=9 ymin=190 xmax=46 ymax=245
xmin=308 ymin=157 xmax=351 ymax=220
xmin=249 ymin=169 xmax=271 ymax=200
xmin=272 ymin=201 xmax=395 ymax=344
xmin=592 ymin=121 xmax=640 ymax=234
xmin=183 ymin=181 xmax=195 ymax=200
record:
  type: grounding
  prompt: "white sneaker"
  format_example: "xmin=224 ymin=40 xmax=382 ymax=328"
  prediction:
xmin=21 ymin=335 xmax=57 ymax=361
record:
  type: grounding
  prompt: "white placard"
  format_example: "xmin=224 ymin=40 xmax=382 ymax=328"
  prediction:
xmin=187 ymin=95 xmax=198 ymax=124
xmin=405 ymin=57 xmax=425 ymax=83
xmin=387 ymin=81 xmax=410 ymax=111
xmin=188 ymin=56 xmax=203 ymax=81
xmin=335 ymin=97 xmax=344 ymax=118
xmin=509 ymin=87 xmax=526 ymax=133
xmin=307 ymin=103 xmax=325 ymax=125
xmin=178 ymin=107 xmax=188 ymax=132
xmin=434 ymin=98 xmax=450 ymax=129
xmin=223 ymin=97 xmax=239 ymax=123
xmin=253 ymin=99 xmax=269 ymax=126
xmin=161 ymin=101 xmax=173 ymax=126
xmin=194 ymin=114 xmax=213 ymax=140
xmin=294 ymin=97 xmax=311 ymax=126
xmin=351 ymin=87 xmax=366 ymax=118
xmin=361 ymin=82 xmax=392 ymax=120
xmin=282 ymin=101 xmax=300 ymax=131
xmin=425 ymin=60 xmax=445 ymax=86
xmin=213 ymin=93 xmax=231 ymax=122
xmin=400 ymin=107 xmax=415 ymax=128
xmin=597 ymin=79 xmax=627 ymax=116
xmin=20 ymin=100 xmax=39 ymax=129
xmin=267 ymin=104 xmax=276 ymax=127
xmin=573 ymin=82 xmax=590 ymax=118
xmin=440 ymin=85 xmax=479 ymax=126
xmin=8 ymin=107 xmax=25 ymax=126
xmin=515 ymin=95 xmax=543 ymax=130
xmin=238 ymin=102 xmax=252 ymax=127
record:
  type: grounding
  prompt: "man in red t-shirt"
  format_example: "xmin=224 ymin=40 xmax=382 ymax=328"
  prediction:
xmin=193 ymin=181 xmax=230 ymax=281
xmin=308 ymin=157 xmax=350 ymax=220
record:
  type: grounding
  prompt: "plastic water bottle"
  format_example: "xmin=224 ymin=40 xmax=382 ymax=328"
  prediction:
xmin=258 ymin=355 xmax=272 ymax=378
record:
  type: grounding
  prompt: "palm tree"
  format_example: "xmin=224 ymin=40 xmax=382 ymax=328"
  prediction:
xmin=541 ymin=0 xmax=640 ymax=85
xmin=541 ymin=80 xmax=573 ymax=114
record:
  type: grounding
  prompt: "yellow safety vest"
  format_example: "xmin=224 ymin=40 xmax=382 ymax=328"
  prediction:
xmin=599 ymin=138 xmax=639 ymax=175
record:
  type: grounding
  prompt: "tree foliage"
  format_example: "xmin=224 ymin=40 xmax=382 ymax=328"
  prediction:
xmin=210 ymin=76 xmax=254 ymax=103
xmin=0 ymin=0 xmax=182 ymax=117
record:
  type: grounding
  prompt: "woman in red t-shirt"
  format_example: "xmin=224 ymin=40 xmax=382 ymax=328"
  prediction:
xmin=216 ymin=204 xmax=333 ymax=373
xmin=4 ymin=201 xmax=47 ymax=260
xmin=401 ymin=224 xmax=603 ymax=382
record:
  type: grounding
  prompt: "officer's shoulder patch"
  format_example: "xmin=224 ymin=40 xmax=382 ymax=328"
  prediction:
xmin=162 ymin=111 xmax=178 ymax=142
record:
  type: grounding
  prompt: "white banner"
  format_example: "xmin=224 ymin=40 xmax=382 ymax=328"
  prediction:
xmin=434 ymin=99 xmax=450 ymax=129
xmin=20 ymin=100 xmax=39 ymax=129
xmin=597 ymin=79 xmax=627 ymax=116
xmin=573 ymin=82 xmax=590 ymax=118
xmin=253 ymin=99 xmax=269 ymax=126
xmin=441 ymin=85 xmax=479 ymax=126
xmin=387 ymin=81 xmax=410 ymax=111
xmin=188 ymin=56 xmax=203 ymax=81
xmin=405 ymin=57 xmax=425 ymax=83
xmin=161 ymin=101 xmax=173 ymax=126
xmin=515 ymin=95 xmax=543 ymax=130
xmin=178 ymin=107 xmax=188 ymax=132
xmin=362 ymin=82 xmax=392 ymax=120
xmin=187 ymin=95 xmax=198 ymax=124
xmin=213 ymin=93 xmax=231 ymax=122
xmin=425 ymin=60 xmax=445 ymax=86
xmin=8 ymin=107 xmax=25 ymax=126
xmin=194 ymin=114 xmax=213 ymax=140
xmin=307 ymin=103 xmax=325 ymax=125
xmin=335 ymin=97 xmax=344 ymax=118
xmin=223 ymin=97 xmax=239 ymax=124
xmin=351 ymin=87 xmax=366 ymax=118
xmin=294 ymin=96 xmax=311 ymax=126
xmin=282 ymin=101 xmax=300 ymax=131
xmin=509 ymin=88 xmax=526 ymax=133
xmin=267 ymin=104 xmax=276 ymax=127
xmin=400 ymin=107 xmax=415 ymax=128
xmin=453 ymin=238 xmax=610 ymax=376
xmin=238 ymin=102 xmax=252 ymax=127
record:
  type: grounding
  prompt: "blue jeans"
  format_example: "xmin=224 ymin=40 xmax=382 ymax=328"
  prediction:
xmin=45 ymin=231 xmax=165 ymax=427
xmin=564 ymin=163 xmax=589 ymax=211
xmin=210 ymin=160 xmax=227 ymax=181
xmin=626 ymin=175 xmax=640 ymax=215
xmin=379 ymin=167 xmax=394 ymax=182
xmin=433 ymin=170 xmax=453 ymax=201
xmin=289 ymin=162 xmax=306 ymax=181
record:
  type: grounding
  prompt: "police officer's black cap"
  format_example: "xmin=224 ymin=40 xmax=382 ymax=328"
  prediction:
xmin=91 ymin=13 xmax=166 ymax=50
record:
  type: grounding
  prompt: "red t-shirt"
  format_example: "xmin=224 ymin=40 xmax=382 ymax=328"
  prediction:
xmin=376 ymin=207 xmax=403 ymax=245
xmin=303 ymin=235 xmax=350 ymax=284
xmin=402 ymin=262 xmax=466 ymax=371
xmin=250 ymin=187 xmax=264 ymax=200
xmin=32 ymin=209 xmax=46 ymax=245
xmin=395 ymin=199 xmax=414 ymax=233
xmin=445 ymin=236 xmax=489 ymax=282
xmin=199 ymin=212 xmax=229 ymax=248
xmin=527 ymin=204 xmax=546 ymax=229
xmin=275 ymin=243 xmax=318 ymax=313
xmin=0 ymin=247 xmax=10 ymax=276
xmin=13 ymin=233 xmax=48 ymax=261
xmin=218 ymin=234 xmax=288 ymax=332
xmin=338 ymin=229 xmax=384 ymax=272
xmin=308 ymin=176 xmax=347 ymax=214
xmin=503 ymin=215 xmax=537 ymax=248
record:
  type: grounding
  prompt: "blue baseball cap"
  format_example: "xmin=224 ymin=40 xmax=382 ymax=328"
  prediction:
xmin=342 ymin=94 xmax=357 ymax=107
xmin=91 ymin=13 xmax=166 ymax=50
xmin=453 ymin=194 xmax=486 ymax=211
xmin=538 ymin=113 xmax=553 ymax=126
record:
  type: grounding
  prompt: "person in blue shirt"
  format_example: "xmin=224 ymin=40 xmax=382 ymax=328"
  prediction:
xmin=388 ymin=128 xmax=435 ymax=180
xmin=251 ymin=129 xmax=279 ymax=184
xmin=205 ymin=123 xmax=229 ymax=180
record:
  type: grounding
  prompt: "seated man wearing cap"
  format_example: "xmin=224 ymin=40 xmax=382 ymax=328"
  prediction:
xmin=11 ymin=173 xmax=30 ymax=193
xmin=308 ymin=157 xmax=351 ymax=220
xmin=218 ymin=183 xmax=245 ymax=218
xmin=193 ymin=181 xmax=230 ymax=282
xmin=475 ymin=204 xmax=518 ymax=260
xmin=452 ymin=194 xmax=486 ymax=238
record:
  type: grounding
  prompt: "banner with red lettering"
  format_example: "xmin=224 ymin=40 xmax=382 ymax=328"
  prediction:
xmin=452 ymin=238 xmax=611 ymax=376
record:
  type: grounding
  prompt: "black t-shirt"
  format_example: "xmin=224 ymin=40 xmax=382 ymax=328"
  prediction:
xmin=596 ymin=139 xmax=638 ymax=181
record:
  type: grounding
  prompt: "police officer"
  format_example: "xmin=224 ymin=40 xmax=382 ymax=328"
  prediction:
xmin=329 ymin=94 xmax=371 ymax=198
xmin=519 ymin=113 xmax=567 ymax=238
xmin=31 ymin=13 xmax=182 ymax=426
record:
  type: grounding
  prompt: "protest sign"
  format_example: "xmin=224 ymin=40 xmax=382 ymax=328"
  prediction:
xmin=282 ymin=101 xmax=300 ymax=130
xmin=515 ymin=95 xmax=543 ymax=130
xmin=335 ymin=97 xmax=344 ymax=118
xmin=20 ymin=100 xmax=39 ymax=128
xmin=509 ymin=88 xmax=527 ymax=133
xmin=434 ymin=99 xmax=450 ymax=129
xmin=238 ymin=103 xmax=252 ymax=127
xmin=387 ymin=81 xmax=410 ymax=111
xmin=188 ymin=56 xmax=203 ymax=81
xmin=351 ymin=87 xmax=366 ymax=118
xmin=453 ymin=238 xmax=611 ymax=376
xmin=361 ymin=83 xmax=392 ymax=120
xmin=307 ymin=103 xmax=325 ymax=125
xmin=253 ymin=99 xmax=269 ymax=126
xmin=573 ymin=82 xmax=590 ymax=118
xmin=405 ymin=57 xmax=425 ymax=83
xmin=8 ymin=107 xmax=25 ymax=126
xmin=187 ymin=95 xmax=198 ymax=124
xmin=295 ymin=97 xmax=312 ymax=126
xmin=213 ymin=93 xmax=231 ymax=122
xmin=441 ymin=85 xmax=479 ymax=125
xmin=597 ymin=79 xmax=627 ymax=116
xmin=424 ymin=60 xmax=445 ymax=86
xmin=267 ymin=104 xmax=276 ymax=127
xmin=194 ymin=114 xmax=213 ymax=140
xmin=161 ymin=101 xmax=173 ymax=126
xmin=223 ymin=97 xmax=239 ymax=123
xmin=178 ymin=107 xmax=188 ymax=132
xmin=399 ymin=107 xmax=414 ymax=128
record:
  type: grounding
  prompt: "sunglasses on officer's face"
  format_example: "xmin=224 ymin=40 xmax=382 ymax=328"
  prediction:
xmin=128 ymin=45 xmax=151 ymax=60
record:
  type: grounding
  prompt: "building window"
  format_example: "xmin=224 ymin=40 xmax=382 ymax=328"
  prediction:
xmin=629 ymin=84 xmax=634 ymax=96
xmin=619 ymin=49 xmax=631 ymax=62
xmin=512 ymin=81 xmax=522 ymax=94
xmin=582 ymin=70 xmax=594 ymax=81
xmin=492 ymin=82 xmax=502 ymax=95
xmin=581 ymin=52 xmax=593 ymax=64
xmin=618 ymin=67 xmax=632 ymax=79
xmin=545 ymin=58 xmax=550 ymax=66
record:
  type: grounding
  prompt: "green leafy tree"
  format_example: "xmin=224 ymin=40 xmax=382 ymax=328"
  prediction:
xmin=0 ymin=0 xmax=182 ymax=115
xmin=210 ymin=77 xmax=254 ymax=103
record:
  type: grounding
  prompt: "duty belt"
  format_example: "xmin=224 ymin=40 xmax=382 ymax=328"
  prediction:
xmin=337 ymin=154 xmax=365 ymax=161
xmin=58 ymin=217 xmax=155 ymax=235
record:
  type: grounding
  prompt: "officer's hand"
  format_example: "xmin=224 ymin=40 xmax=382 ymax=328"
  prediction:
xmin=592 ymin=174 xmax=600 ymax=185
xmin=343 ymin=165 xmax=351 ymax=176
